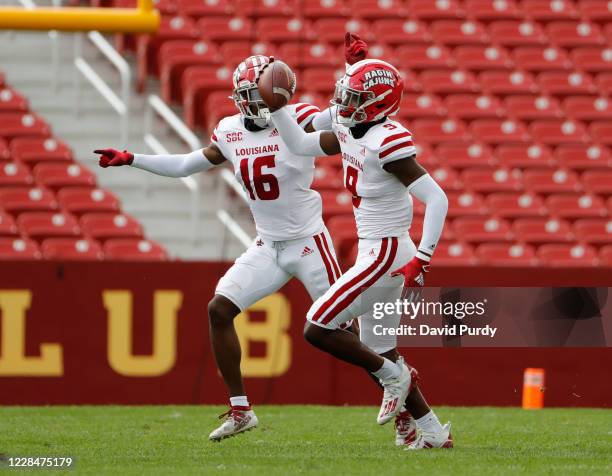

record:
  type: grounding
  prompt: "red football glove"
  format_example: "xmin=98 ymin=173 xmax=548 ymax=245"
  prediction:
xmin=94 ymin=148 xmax=134 ymax=168
xmin=391 ymin=256 xmax=430 ymax=287
xmin=345 ymin=32 xmax=368 ymax=65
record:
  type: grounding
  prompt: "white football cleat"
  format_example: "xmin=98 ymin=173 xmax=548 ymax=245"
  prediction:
xmin=209 ymin=405 xmax=258 ymax=441
xmin=377 ymin=357 xmax=413 ymax=425
xmin=405 ymin=422 xmax=453 ymax=450
xmin=395 ymin=410 xmax=418 ymax=446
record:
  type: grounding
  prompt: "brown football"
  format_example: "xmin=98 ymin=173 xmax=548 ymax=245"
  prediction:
xmin=257 ymin=59 xmax=296 ymax=111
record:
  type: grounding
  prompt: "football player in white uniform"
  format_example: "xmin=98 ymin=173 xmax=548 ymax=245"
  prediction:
xmin=264 ymin=59 xmax=452 ymax=449
xmin=94 ymin=37 xmax=406 ymax=444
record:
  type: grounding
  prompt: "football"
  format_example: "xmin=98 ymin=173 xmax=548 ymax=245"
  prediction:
xmin=257 ymin=58 xmax=296 ymax=111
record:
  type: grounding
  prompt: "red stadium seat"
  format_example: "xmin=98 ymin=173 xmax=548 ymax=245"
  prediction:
xmin=454 ymin=45 xmax=512 ymax=71
xmin=412 ymin=118 xmax=469 ymax=144
xmin=589 ymin=121 xmax=612 ymax=145
xmin=537 ymin=244 xmax=597 ymax=267
xmin=581 ymin=170 xmax=612 ymax=195
xmin=0 ymin=211 xmax=18 ymax=237
xmin=435 ymin=142 xmax=495 ymax=168
xmin=181 ymin=65 xmax=233 ymax=129
xmin=0 ymin=138 xmax=9 ymax=161
xmin=528 ymin=120 xmax=588 ymax=145
xmin=292 ymin=92 xmax=326 ymax=109
xmin=479 ymin=70 xmax=538 ymax=95
xmin=522 ymin=0 xmax=578 ymax=21
xmin=446 ymin=191 xmax=487 ymax=217
xmin=235 ymin=0 xmax=296 ymax=18
xmin=350 ymin=0 xmax=406 ymax=19
xmin=554 ymin=144 xmax=611 ymax=170
xmin=453 ymin=217 xmax=513 ymax=243
xmin=495 ymin=143 xmax=554 ymax=168
xmin=444 ymin=94 xmax=504 ymax=119
xmin=488 ymin=21 xmax=547 ymax=47
xmin=301 ymin=68 xmax=344 ymax=95
xmin=17 ymin=212 xmax=81 ymax=242
xmin=512 ymin=46 xmax=571 ymax=71
xmin=486 ymin=193 xmax=547 ymax=218
xmin=564 ymin=97 xmax=612 ymax=121
xmin=0 ymin=238 xmax=41 ymax=260
xmin=303 ymin=0 xmax=349 ymax=19
xmin=573 ymin=219 xmax=612 ymax=245
xmin=57 ymin=188 xmax=120 ymax=216
xmin=320 ymin=190 xmax=354 ymax=220
xmin=0 ymin=161 xmax=33 ymax=187
xmin=504 ymin=95 xmax=562 ymax=120
xmin=538 ymin=71 xmax=597 ymax=96
xmin=523 ymin=169 xmax=581 ymax=194
xmin=469 ymin=119 xmax=529 ymax=145
xmin=420 ymin=70 xmax=479 ymax=95
xmin=311 ymin=164 xmax=343 ymax=191
xmin=312 ymin=19 xmax=370 ymax=44
xmin=33 ymin=163 xmax=97 ymax=192
xmin=513 ymin=218 xmax=573 ymax=244
xmin=136 ymin=16 xmax=199 ymax=90
xmin=204 ymin=91 xmax=239 ymax=133
xmin=0 ymin=187 xmax=57 ymax=215
xmin=601 ymin=245 xmax=612 ymax=266
xmin=10 ymin=138 xmax=72 ymax=167
xmin=159 ymin=40 xmax=221 ymax=103
xmin=410 ymin=0 xmax=464 ymax=20
xmin=219 ymin=41 xmax=276 ymax=67
xmin=327 ymin=214 xmax=357 ymax=265
xmin=398 ymin=94 xmax=445 ymax=120
xmin=476 ymin=243 xmax=536 ymax=266
xmin=431 ymin=20 xmax=489 ymax=45
xmin=546 ymin=193 xmax=607 ymax=219
xmin=371 ymin=19 xmax=431 ymax=45
xmin=80 ymin=213 xmax=144 ymax=242
xmin=396 ymin=45 xmax=455 ymax=71
xmin=364 ymin=43 xmax=397 ymax=64
xmin=546 ymin=21 xmax=605 ymax=47
xmin=103 ymin=239 xmax=168 ymax=261
xmin=570 ymin=47 xmax=612 ymax=73
xmin=0 ymin=113 xmax=51 ymax=142
xmin=0 ymin=87 xmax=28 ymax=112
xmin=178 ymin=0 xmax=232 ymax=18
xmin=198 ymin=16 xmax=254 ymax=42
xmin=256 ymin=18 xmax=310 ymax=43
xmin=430 ymin=167 xmax=463 ymax=191
xmin=278 ymin=42 xmax=340 ymax=68
xmin=465 ymin=0 xmax=521 ymax=22
xmin=462 ymin=168 xmax=523 ymax=193
xmin=432 ymin=242 xmax=477 ymax=266
xmin=413 ymin=143 xmax=438 ymax=169
xmin=41 ymin=238 xmax=103 ymax=260
xmin=578 ymin=1 xmax=612 ymax=22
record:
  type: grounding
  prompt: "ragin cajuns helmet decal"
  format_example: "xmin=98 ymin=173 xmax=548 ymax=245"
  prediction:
xmin=332 ymin=59 xmax=404 ymax=127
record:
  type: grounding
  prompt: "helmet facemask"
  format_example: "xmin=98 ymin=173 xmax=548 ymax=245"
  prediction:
xmin=331 ymin=78 xmax=375 ymax=127
xmin=232 ymin=83 xmax=270 ymax=128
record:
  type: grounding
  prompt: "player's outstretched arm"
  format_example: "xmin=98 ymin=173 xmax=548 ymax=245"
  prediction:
xmin=95 ymin=144 xmax=226 ymax=178
xmin=385 ymin=157 xmax=449 ymax=286
xmin=270 ymin=107 xmax=341 ymax=156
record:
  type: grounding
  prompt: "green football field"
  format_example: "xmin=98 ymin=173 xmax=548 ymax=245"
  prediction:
xmin=1 ymin=406 xmax=610 ymax=475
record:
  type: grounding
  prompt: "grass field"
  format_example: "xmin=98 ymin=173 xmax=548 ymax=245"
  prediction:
xmin=1 ymin=406 xmax=611 ymax=475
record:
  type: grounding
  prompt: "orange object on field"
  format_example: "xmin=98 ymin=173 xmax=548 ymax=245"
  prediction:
xmin=522 ymin=368 xmax=545 ymax=409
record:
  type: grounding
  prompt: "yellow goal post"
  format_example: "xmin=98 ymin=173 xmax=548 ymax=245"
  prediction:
xmin=0 ymin=0 xmax=159 ymax=33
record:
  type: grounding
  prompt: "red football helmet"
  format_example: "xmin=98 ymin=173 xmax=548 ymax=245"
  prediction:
xmin=232 ymin=55 xmax=274 ymax=124
xmin=331 ymin=59 xmax=404 ymax=127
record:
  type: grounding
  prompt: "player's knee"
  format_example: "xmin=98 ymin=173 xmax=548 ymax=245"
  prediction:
xmin=208 ymin=296 xmax=239 ymax=328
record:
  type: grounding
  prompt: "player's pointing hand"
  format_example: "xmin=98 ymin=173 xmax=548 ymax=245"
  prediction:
xmin=94 ymin=148 xmax=134 ymax=168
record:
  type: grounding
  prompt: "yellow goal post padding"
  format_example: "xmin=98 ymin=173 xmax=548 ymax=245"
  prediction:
xmin=0 ymin=0 xmax=159 ymax=33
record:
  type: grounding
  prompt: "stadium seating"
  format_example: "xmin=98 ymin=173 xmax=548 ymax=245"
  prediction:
xmin=103 ymin=239 xmax=168 ymax=260
xmin=0 ymin=238 xmax=41 ymax=260
xmin=41 ymin=238 xmax=104 ymax=260
xmin=18 ymin=212 xmax=81 ymax=242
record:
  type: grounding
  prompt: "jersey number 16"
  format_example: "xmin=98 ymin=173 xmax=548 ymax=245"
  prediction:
xmin=240 ymin=155 xmax=280 ymax=201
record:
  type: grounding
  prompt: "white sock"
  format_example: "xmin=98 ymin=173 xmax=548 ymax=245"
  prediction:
xmin=415 ymin=410 xmax=444 ymax=434
xmin=372 ymin=358 xmax=401 ymax=380
xmin=229 ymin=396 xmax=249 ymax=407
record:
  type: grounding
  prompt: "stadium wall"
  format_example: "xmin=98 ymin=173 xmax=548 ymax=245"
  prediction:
xmin=0 ymin=261 xmax=609 ymax=407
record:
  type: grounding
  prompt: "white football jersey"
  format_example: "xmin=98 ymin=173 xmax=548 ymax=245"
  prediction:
xmin=212 ymin=103 xmax=323 ymax=241
xmin=332 ymin=118 xmax=417 ymax=239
